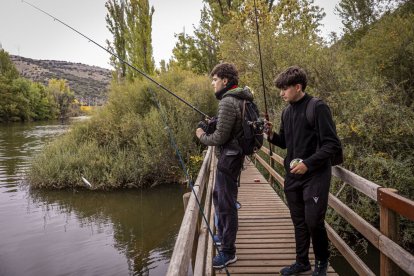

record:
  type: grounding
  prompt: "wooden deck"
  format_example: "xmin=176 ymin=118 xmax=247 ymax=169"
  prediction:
xmin=168 ymin=147 xmax=414 ymax=276
xmin=216 ymin=161 xmax=337 ymax=275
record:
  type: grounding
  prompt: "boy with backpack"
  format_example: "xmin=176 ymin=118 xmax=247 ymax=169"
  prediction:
xmin=265 ymin=66 xmax=342 ymax=276
xmin=196 ymin=62 xmax=262 ymax=269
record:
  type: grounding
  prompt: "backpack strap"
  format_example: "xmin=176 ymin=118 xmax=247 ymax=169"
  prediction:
xmin=235 ymin=99 xmax=246 ymax=139
xmin=305 ymin=97 xmax=320 ymax=130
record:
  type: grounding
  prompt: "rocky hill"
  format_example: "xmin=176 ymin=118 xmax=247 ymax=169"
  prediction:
xmin=10 ymin=55 xmax=112 ymax=104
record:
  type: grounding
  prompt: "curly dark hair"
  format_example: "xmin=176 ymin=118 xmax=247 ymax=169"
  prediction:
xmin=210 ymin=63 xmax=239 ymax=85
xmin=274 ymin=66 xmax=307 ymax=91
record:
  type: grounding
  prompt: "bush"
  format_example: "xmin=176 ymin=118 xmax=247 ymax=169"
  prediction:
xmin=28 ymin=69 xmax=216 ymax=189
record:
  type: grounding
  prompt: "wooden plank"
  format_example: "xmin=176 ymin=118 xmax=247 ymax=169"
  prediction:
xmin=236 ymin=248 xmax=314 ymax=254
xmin=328 ymin=194 xmax=381 ymax=247
xmin=379 ymin=234 xmax=414 ymax=275
xmin=205 ymin=184 xmax=216 ymax=276
xmin=193 ymin=153 xmax=216 ymax=276
xmin=237 ymin=229 xmax=294 ymax=234
xmin=236 ymin=238 xmax=296 ymax=244
xmin=215 ymin=266 xmax=336 ymax=274
xmin=237 ymin=233 xmax=295 ymax=239
xmin=166 ymin=146 xmax=213 ymax=276
xmin=378 ymin=187 xmax=414 ymax=221
xmin=326 ymin=222 xmax=375 ymax=276
xmin=254 ymin=153 xmax=285 ymax=187
xmin=260 ymin=145 xmax=284 ymax=166
xmin=332 ymin=166 xmax=380 ymax=201
xmin=236 ymin=243 xmax=298 ymax=249
xmin=204 ymin=157 xmax=217 ymax=276
xmin=379 ymin=188 xmax=399 ymax=276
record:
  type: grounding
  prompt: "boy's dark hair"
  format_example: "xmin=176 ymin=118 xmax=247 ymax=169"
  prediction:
xmin=210 ymin=63 xmax=239 ymax=85
xmin=274 ymin=66 xmax=307 ymax=91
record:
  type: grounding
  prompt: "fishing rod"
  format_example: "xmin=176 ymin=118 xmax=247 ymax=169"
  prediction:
xmin=253 ymin=0 xmax=269 ymax=121
xmin=148 ymin=89 xmax=231 ymax=276
xmin=22 ymin=0 xmax=210 ymax=119
xmin=253 ymin=0 xmax=273 ymax=156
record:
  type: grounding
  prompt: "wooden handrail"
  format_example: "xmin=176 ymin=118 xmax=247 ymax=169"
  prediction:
xmin=193 ymin=153 xmax=216 ymax=275
xmin=255 ymin=148 xmax=414 ymax=275
xmin=167 ymin=146 xmax=213 ymax=276
xmin=332 ymin=166 xmax=380 ymax=201
xmin=378 ymin=187 xmax=414 ymax=221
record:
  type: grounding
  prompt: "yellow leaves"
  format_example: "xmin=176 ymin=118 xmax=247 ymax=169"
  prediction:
xmin=350 ymin=121 xmax=362 ymax=136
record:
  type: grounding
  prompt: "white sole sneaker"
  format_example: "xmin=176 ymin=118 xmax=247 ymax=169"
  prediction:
xmin=213 ymin=255 xmax=238 ymax=269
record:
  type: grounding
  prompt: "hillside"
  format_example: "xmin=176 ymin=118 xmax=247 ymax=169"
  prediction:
xmin=10 ymin=55 xmax=112 ymax=104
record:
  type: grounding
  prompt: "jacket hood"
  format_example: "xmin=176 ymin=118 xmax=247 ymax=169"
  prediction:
xmin=222 ymin=86 xmax=254 ymax=101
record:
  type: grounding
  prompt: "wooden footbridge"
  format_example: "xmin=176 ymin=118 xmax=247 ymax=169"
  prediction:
xmin=167 ymin=146 xmax=414 ymax=276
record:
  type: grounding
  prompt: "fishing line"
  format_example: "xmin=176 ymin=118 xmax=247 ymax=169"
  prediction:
xmin=148 ymin=89 xmax=230 ymax=275
xmin=22 ymin=0 xmax=210 ymax=119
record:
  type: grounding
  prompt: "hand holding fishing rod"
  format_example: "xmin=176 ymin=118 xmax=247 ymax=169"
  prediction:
xmin=22 ymin=0 xmax=211 ymax=120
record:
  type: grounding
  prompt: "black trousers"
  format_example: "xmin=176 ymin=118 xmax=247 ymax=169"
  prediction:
xmin=213 ymin=144 xmax=244 ymax=255
xmin=284 ymin=167 xmax=331 ymax=264
xmin=213 ymin=169 xmax=239 ymax=255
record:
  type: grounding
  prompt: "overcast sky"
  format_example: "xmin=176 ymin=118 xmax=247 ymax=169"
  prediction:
xmin=0 ymin=0 xmax=342 ymax=69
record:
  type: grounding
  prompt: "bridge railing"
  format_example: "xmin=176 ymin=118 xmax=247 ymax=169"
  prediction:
xmin=167 ymin=146 xmax=216 ymax=276
xmin=255 ymin=145 xmax=414 ymax=276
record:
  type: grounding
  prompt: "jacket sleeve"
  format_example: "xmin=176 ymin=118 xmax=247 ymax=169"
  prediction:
xmin=199 ymin=97 xmax=237 ymax=146
xmin=268 ymin=111 xmax=287 ymax=149
xmin=303 ymin=103 xmax=342 ymax=172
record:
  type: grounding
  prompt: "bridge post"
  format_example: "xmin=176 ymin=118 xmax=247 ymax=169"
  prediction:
xmin=379 ymin=188 xmax=399 ymax=276
xmin=268 ymin=145 xmax=274 ymax=185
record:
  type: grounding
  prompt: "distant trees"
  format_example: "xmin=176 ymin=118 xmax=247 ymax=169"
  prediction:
xmin=0 ymin=49 xmax=77 ymax=122
xmin=106 ymin=0 xmax=155 ymax=81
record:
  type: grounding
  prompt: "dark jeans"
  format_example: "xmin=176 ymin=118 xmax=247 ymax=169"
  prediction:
xmin=284 ymin=168 xmax=331 ymax=264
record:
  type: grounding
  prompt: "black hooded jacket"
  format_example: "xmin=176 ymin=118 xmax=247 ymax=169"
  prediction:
xmin=269 ymin=94 xmax=342 ymax=179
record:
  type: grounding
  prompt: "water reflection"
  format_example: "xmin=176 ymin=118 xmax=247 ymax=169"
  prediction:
xmin=0 ymin=121 xmax=185 ymax=275
xmin=28 ymin=186 xmax=184 ymax=275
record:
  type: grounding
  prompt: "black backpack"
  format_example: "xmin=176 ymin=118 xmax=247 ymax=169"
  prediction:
xmin=236 ymin=99 xmax=264 ymax=155
xmin=283 ymin=97 xmax=344 ymax=166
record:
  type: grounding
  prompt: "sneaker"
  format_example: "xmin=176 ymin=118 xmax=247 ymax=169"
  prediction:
xmin=280 ymin=261 xmax=311 ymax=275
xmin=312 ymin=260 xmax=328 ymax=276
xmin=212 ymin=253 xmax=237 ymax=269
xmin=213 ymin=235 xmax=221 ymax=246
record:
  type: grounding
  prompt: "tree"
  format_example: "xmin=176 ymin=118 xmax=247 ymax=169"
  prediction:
xmin=47 ymin=79 xmax=75 ymax=119
xmin=106 ymin=0 xmax=155 ymax=81
xmin=273 ymin=0 xmax=325 ymax=41
xmin=106 ymin=0 xmax=128 ymax=79
xmin=0 ymin=49 xmax=19 ymax=81
xmin=171 ymin=5 xmax=221 ymax=74
xmin=335 ymin=0 xmax=407 ymax=45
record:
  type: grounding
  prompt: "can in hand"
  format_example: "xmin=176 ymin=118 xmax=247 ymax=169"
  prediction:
xmin=289 ymin=158 xmax=303 ymax=169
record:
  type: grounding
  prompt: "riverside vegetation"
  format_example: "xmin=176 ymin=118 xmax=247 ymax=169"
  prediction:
xmin=0 ymin=50 xmax=80 ymax=121
xmin=25 ymin=0 xmax=413 ymax=253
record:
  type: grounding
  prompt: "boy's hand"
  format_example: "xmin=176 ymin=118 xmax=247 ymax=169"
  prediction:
xmin=264 ymin=121 xmax=273 ymax=138
xmin=196 ymin=128 xmax=205 ymax=139
xmin=290 ymin=162 xmax=308 ymax=174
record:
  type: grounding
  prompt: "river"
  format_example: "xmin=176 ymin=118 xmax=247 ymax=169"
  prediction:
xmin=0 ymin=120 xmax=185 ymax=276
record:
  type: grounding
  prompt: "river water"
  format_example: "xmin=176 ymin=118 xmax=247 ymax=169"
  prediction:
xmin=0 ymin=120 xmax=185 ymax=276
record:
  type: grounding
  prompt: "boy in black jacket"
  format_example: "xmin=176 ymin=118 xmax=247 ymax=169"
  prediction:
xmin=265 ymin=66 xmax=342 ymax=276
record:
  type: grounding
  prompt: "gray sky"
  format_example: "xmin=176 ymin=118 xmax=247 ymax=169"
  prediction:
xmin=0 ymin=0 xmax=342 ymax=69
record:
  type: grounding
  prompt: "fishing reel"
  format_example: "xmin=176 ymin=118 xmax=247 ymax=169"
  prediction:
xmin=248 ymin=118 xmax=265 ymax=134
xmin=197 ymin=117 xmax=218 ymax=134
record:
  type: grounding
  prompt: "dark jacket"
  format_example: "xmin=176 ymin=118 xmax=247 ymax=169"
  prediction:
xmin=269 ymin=94 xmax=341 ymax=179
xmin=200 ymin=87 xmax=253 ymax=152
